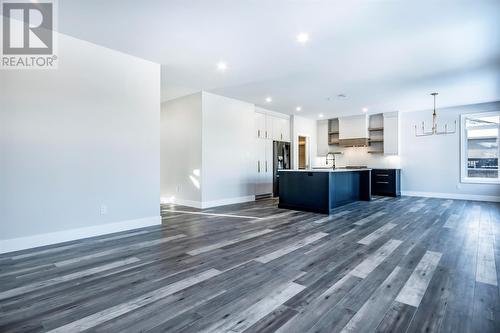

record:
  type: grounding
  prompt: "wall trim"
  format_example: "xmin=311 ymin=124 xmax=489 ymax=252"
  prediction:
xmin=201 ymin=195 xmax=256 ymax=209
xmin=172 ymin=195 xmax=256 ymax=209
xmin=0 ymin=216 xmax=161 ymax=255
xmin=172 ymin=199 xmax=203 ymax=209
xmin=401 ymin=191 xmax=500 ymax=202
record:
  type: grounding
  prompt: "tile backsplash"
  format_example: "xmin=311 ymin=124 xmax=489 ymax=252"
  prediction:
xmin=314 ymin=146 xmax=401 ymax=169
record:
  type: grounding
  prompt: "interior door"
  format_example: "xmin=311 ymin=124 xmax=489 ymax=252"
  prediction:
xmin=298 ymin=137 xmax=306 ymax=169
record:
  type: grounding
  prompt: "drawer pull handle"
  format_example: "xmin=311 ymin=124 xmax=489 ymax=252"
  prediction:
xmin=376 ymin=181 xmax=389 ymax=184
xmin=376 ymin=174 xmax=389 ymax=177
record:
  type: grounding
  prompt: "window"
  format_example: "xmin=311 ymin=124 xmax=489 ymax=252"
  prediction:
xmin=460 ymin=111 xmax=500 ymax=184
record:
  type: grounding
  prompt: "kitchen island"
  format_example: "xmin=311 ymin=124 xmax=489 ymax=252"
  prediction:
xmin=278 ymin=169 xmax=371 ymax=214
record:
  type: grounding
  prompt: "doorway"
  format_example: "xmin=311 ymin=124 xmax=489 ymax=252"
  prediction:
xmin=298 ymin=136 xmax=308 ymax=169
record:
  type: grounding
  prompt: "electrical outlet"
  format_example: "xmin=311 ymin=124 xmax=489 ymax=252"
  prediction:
xmin=100 ymin=204 xmax=108 ymax=215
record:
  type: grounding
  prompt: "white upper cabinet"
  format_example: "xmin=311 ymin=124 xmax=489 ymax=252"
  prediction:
xmin=383 ymin=112 xmax=399 ymax=155
xmin=338 ymin=115 xmax=369 ymax=139
xmin=255 ymin=107 xmax=290 ymax=142
xmin=271 ymin=117 xmax=281 ymax=141
xmin=264 ymin=116 xmax=272 ymax=139
xmin=255 ymin=112 xmax=266 ymax=139
xmin=280 ymin=118 xmax=290 ymax=142
xmin=271 ymin=116 xmax=290 ymax=142
xmin=317 ymin=119 xmax=329 ymax=156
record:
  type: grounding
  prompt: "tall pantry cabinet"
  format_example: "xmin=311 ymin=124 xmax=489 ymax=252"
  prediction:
xmin=255 ymin=107 xmax=290 ymax=196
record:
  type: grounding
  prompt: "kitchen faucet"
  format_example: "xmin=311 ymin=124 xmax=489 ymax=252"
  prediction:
xmin=326 ymin=152 xmax=336 ymax=169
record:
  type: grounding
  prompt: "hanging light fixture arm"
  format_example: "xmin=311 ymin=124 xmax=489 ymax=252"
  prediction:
xmin=414 ymin=92 xmax=456 ymax=136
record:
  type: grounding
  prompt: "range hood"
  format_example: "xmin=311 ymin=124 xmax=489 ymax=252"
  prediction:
xmin=338 ymin=115 xmax=369 ymax=147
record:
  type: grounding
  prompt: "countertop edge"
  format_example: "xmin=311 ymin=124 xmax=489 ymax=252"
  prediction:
xmin=278 ymin=168 xmax=372 ymax=173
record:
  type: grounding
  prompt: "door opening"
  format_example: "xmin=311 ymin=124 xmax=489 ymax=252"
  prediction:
xmin=298 ymin=136 xmax=307 ymax=169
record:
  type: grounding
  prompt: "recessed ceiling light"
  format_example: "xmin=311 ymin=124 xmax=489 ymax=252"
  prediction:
xmin=265 ymin=97 xmax=272 ymax=103
xmin=318 ymin=113 xmax=324 ymax=118
xmin=216 ymin=61 xmax=227 ymax=71
xmin=362 ymin=107 xmax=368 ymax=112
xmin=296 ymin=33 xmax=309 ymax=44
xmin=296 ymin=106 xmax=302 ymax=112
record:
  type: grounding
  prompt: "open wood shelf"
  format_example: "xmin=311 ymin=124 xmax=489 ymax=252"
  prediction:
xmin=368 ymin=127 xmax=384 ymax=131
xmin=369 ymin=137 xmax=384 ymax=143
xmin=367 ymin=150 xmax=384 ymax=154
xmin=328 ymin=131 xmax=339 ymax=134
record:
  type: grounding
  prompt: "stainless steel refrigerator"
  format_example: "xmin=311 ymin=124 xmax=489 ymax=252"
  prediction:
xmin=273 ymin=141 xmax=291 ymax=196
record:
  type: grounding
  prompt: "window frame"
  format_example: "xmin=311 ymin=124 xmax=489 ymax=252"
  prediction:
xmin=460 ymin=111 xmax=500 ymax=184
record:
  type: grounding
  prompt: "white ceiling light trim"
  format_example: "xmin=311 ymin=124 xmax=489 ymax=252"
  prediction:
xmin=216 ymin=61 xmax=227 ymax=71
xmin=296 ymin=32 xmax=309 ymax=44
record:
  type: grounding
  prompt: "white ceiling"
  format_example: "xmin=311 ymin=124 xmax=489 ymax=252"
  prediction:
xmin=59 ymin=0 xmax=500 ymax=118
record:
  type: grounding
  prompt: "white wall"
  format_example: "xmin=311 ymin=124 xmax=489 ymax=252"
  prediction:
xmin=202 ymin=92 xmax=255 ymax=206
xmin=0 ymin=33 xmax=161 ymax=252
xmin=291 ymin=115 xmax=317 ymax=169
xmin=160 ymin=91 xmax=255 ymax=208
xmin=400 ymin=101 xmax=500 ymax=201
xmin=160 ymin=93 xmax=202 ymax=206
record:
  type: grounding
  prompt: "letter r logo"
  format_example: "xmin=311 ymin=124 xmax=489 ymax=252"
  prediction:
xmin=2 ymin=2 xmax=53 ymax=54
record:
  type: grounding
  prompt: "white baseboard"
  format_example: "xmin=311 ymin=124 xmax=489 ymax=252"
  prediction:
xmin=201 ymin=195 xmax=256 ymax=209
xmin=0 ymin=216 xmax=161 ymax=255
xmin=171 ymin=195 xmax=256 ymax=209
xmin=401 ymin=191 xmax=500 ymax=202
xmin=172 ymin=199 xmax=203 ymax=209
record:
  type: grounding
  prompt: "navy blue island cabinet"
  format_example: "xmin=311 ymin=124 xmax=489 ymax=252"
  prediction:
xmin=277 ymin=169 xmax=372 ymax=214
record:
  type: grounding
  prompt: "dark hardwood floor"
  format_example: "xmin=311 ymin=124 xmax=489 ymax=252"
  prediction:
xmin=0 ymin=196 xmax=499 ymax=332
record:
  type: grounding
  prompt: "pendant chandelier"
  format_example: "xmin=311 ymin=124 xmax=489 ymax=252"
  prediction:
xmin=415 ymin=93 xmax=456 ymax=137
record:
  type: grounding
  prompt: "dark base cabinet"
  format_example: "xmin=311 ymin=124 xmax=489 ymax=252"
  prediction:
xmin=371 ymin=169 xmax=401 ymax=197
xmin=278 ymin=170 xmax=371 ymax=214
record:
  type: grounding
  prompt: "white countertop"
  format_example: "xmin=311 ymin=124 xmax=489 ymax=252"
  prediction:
xmin=279 ymin=168 xmax=371 ymax=173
